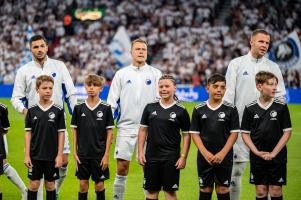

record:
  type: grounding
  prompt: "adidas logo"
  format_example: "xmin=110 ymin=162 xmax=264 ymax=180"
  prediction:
xmin=33 ymin=116 xmax=37 ymax=120
xmin=114 ymin=194 xmax=119 ymax=199
xmin=172 ymin=184 xmax=178 ymax=189
xmin=202 ymin=114 xmax=207 ymax=119
xmin=152 ymin=111 xmax=157 ymax=115
xmin=100 ymin=175 xmax=106 ymax=179
xmin=278 ymin=178 xmax=284 ymax=183
xmin=223 ymin=180 xmax=229 ymax=185
xmin=81 ymin=113 xmax=86 ymax=117
xmin=243 ymin=71 xmax=248 ymax=75
xmin=254 ymin=114 xmax=259 ymax=119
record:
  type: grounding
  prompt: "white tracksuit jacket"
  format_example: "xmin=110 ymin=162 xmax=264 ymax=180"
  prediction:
xmin=11 ymin=57 xmax=77 ymax=114
xmin=107 ymin=64 xmax=162 ymax=135
xmin=223 ymin=52 xmax=286 ymax=162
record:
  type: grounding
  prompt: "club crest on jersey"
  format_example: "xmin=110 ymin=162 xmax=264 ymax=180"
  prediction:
xmin=96 ymin=111 xmax=103 ymax=120
xmin=169 ymin=112 xmax=176 ymax=121
xmin=270 ymin=110 xmax=277 ymax=120
xmin=218 ymin=112 xmax=225 ymax=121
xmin=52 ymin=72 xmax=56 ymax=77
xmin=48 ymin=112 xmax=55 ymax=122
xmin=145 ymin=79 xmax=152 ymax=85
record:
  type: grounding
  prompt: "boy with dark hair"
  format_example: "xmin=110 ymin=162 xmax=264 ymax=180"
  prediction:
xmin=71 ymin=74 xmax=114 ymax=200
xmin=190 ymin=74 xmax=240 ymax=200
xmin=24 ymin=75 xmax=65 ymax=200
xmin=241 ymin=71 xmax=292 ymax=200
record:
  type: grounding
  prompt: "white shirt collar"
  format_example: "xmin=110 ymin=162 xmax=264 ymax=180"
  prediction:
xmin=85 ymin=99 xmax=102 ymax=111
xmin=206 ymin=100 xmax=223 ymax=111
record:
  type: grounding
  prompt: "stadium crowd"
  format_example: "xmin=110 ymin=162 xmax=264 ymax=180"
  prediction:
xmin=0 ymin=0 xmax=300 ymax=87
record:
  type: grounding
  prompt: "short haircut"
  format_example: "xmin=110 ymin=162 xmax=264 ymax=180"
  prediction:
xmin=206 ymin=73 xmax=226 ymax=85
xmin=159 ymin=74 xmax=176 ymax=85
xmin=131 ymin=38 xmax=148 ymax=49
xmin=29 ymin=35 xmax=48 ymax=46
xmin=255 ymin=71 xmax=278 ymax=85
xmin=84 ymin=74 xmax=106 ymax=87
xmin=36 ymin=75 xmax=54 ymax=89
xmin=251 ymin=29 xmax=270 ymax=38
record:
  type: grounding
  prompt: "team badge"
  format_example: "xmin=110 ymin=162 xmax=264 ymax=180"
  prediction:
xmin=52 ymin=72 xmax=56 ymax=77
xmin=270 ymin=110 xmax=278 ymax=120
xmin=170 ymin=112 xmax=176 ymax=118
xmin=218 ymin=112 xmax=225 ymax=121
xmin=145 ymin=79 xmax=152 ymax=85
xmin=96 ymin=111 xmax=103 ymax=120
xmin=49 ymin=112 xmax=55 ymax=119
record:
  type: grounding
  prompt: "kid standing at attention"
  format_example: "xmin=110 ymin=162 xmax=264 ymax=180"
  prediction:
xmin=190 ymin=74 xmax=240 ymax=200
xmin=241 ymin=71 xmax=292 ymax=200
xmin=71 ymin=75 xmax=114 ymax=200
xmin=24 ymin=75 xmax=65 ymax=200
xmin=138 ymin=74 xmax=191 ymax=200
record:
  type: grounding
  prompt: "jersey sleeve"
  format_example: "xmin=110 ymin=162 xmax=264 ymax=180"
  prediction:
xmin=189 ymin=107 xmax=200 ymax=134
xmin=70 ymin=105 xmax=78 ymax=128
xmin=106 ymin=105 xmax=115 ymax=129
xmin=61 ymin=62 xmax=77 ymax=114
xmin=179 ymin=108 xmax=190 ymax=133
xmin=240 ymin=106 xmax=252 ymax=134
xmin=279 ymin=104 xmax=292 ymax=132
xmin=107 ymin=71 xmax=121 ymax=119
xmin=25 ymin=109 xmax=32 ymax=131
xmin=11 ymin=69 xmax=27 ymax=113
xmin=57 ymin=109 xmax=66 ymax=132
xmin=140 ymin=104 xmax=150 ymax=127
xmin=0 ymin=106 xmax=10 ymax=131
xmin=223 ymin=60 xmax=237 ymax=104
xmin=229 ymin=107 xmax=240 ymax=133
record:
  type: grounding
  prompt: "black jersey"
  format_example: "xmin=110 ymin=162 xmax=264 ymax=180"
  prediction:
xmin=71 ymin=100 xmax=114 ymax=159
xmin=190 ymin=101 xmax=240 ymax=164
xmin=0 ymin=103 xmax=10 ymax=158
xmin=140 ymin=100 xmax=190 ymax=161
xmin=241 ymin=99 xmax=292 ymax=164
xmin=25 ymin=103 xmax=66 ymax=161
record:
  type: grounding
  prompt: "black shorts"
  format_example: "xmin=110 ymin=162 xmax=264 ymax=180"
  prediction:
xmin=28 ymin=160 xmax=59 ymax=181
xmin=0 ymin=135 xmax=6 ymax=159
xmin=250 ymin=163 xmax=286 ymax=186
xmin=76 ymin=158 xmax=109 ymax=183
xmin=143 ymin=159 xmax=180 ymax=191
xmin=197 ymin=154 xmax=232 ymax=188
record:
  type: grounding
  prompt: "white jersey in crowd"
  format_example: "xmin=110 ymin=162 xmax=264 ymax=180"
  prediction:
xmin=107 ymin=64 xmax=162 ymax=135
xmin=11 ymin=56 xmax=77 ymax=114
xmin=223 ymin=52 xmax=286 ymax=162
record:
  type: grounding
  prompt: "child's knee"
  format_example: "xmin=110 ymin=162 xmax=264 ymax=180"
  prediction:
xmin=256 ymin=185 xmax=268 ymax=197
xmin=216 ymin=185 xmax=230 ymax=194
xmin=80 ymin=180 xmax=89 ymax=193
xmin=29 ymin=180 xmax=41 ymax=191
xmin=95 ymin=181 xmax=104 ymax=191
xmin=45 ymin=181 xmax=55 ymax=191
xmin=200 ymin=186 xmax=213 ymax=193
xmin=269 ymin=185 xmax=282 ymax=196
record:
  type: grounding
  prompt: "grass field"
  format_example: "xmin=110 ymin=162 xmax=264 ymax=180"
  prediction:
xmin=0 ymin=98 xmax=300 ymax=199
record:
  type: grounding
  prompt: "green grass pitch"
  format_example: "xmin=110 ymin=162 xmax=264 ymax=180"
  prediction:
xmin=0 ymin=98 xmax=301 ymax=199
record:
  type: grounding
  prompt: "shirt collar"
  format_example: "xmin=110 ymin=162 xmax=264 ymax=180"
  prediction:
xmin=33 ymin=56 xmax=49 ymax=68
xmin=247 ymin=51 xmax=264 ymax=63
xmin=130 ymin=63 xmax=147 ymax=70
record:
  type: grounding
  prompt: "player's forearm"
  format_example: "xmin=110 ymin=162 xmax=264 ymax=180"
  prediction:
xmin=192 ymin=134 xmax=210 ymax=155
xmin=57 ymin=132 xmax=65 ymax=156
xmin=25 ymin=131 xmax=31 ymax=157
xmin=181 ymin=133 xmax=191 ymax=158
xmin=271 ymin=131 xmax=291 ymax=156
xmin=72 ymin=128 xmax=78 ymax=154
xmin=242 ymin=133 xmax=259 ymax=154
xmin=138 ymin=127 xmax=147 ymax=155
xmin=104 ymin=129 xmax=113 ymax=156
xmin=220 ymin=132 xmax=238 ymax=156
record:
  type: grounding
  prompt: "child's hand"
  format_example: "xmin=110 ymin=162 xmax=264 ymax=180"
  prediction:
xmin=138 ymin=153 xmax=146 ymax=166
xmin=55 ymin=154 xmax=63 ymax=168
xmin=262 ymin=152 xmax=276 ymax=161
xmin=256 ymin=151 xmax=269 ymax=160
xmin=175 ymin=156 xmax=186 ymax=169
xmin=74 ymin=153 xmax=81 ymax=171
xmin=203 ymin=150 xmax=214 ymax=165
xmin=100 ymin=154 xmax=109 ymax=170
xmin=24 ymin=156 xmax=32 ymax=168
xmin=212 ymin=151 xmax=226 ymax=165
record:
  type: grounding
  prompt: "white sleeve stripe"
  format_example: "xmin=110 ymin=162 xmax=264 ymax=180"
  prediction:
xmin=139 ymin=124 xmax=148 ymax=127
xmin=58 ymin=129 xmax=66 ymax=132
xmin=182 ymin=131 xmax=190 ymax=134
xmin=241 ymin=130 xmax=251 ymax=133
xmin=230 ymin=129 xmax=240 ymax=133
xmin=3 ymin=127 xmax=10 ymax=130
xmin=283 ymin=128 xmax=292 ymax=132
xmin=25 ymin=128 xmax=31 ymax=131
xmin=70 ymin=125 xmax=77 ymax=128
xmin=106 ymin=126 xmax=115 ymax=129
xmin=189 ymin=131 xmax=200 ymax=134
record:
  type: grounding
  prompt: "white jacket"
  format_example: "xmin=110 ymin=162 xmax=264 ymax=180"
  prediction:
xmin=107 ymin=64 xmax=162 ymax=135
xmin=11 ymin=57 xmax=77 ymax=114
xmin=224 ymin=52 xmax=286 ymax=161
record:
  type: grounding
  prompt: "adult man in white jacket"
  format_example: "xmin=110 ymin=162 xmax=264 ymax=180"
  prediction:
xmin=11 ymin=35 xmax=77 ymax=200
xmin=107 ymin=38 xmax=162 ymax=200
xmin=224 ymin=29 xmax=286 ymax=200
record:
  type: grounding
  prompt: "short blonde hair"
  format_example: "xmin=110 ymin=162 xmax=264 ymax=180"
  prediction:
xmin=131 ymin=38 xmax=148 ymax=49
xmin=84 ymin=74 xmax=106 ymax=87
